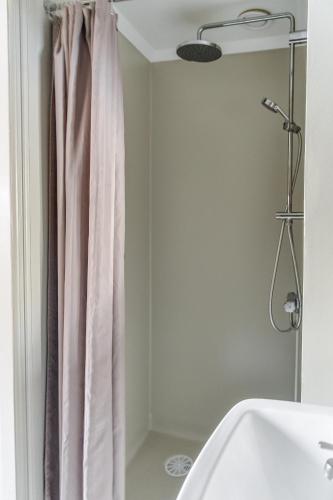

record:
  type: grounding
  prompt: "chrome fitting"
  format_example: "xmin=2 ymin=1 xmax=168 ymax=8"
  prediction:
xmin=275 ymin=211 xmax=304 ymax=221
xmin=283 ymin=121 xmax=301 ymax=133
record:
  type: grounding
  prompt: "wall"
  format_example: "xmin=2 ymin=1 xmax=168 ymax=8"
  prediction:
xmin=151 ymin=48 xmax=306 ymax=440
xmin=0 ymin=3 xmax=17 ymax=498
xmin=119 ymin=36 xmax=151 ymax=462
xmin=302 ymin=1 xmax=333 ymax=405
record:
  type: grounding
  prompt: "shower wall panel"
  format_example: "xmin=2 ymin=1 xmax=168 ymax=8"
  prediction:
xmin=151 ymin=48 xmax=306 ymax=440
xmin=120 ymin=36 xmax=151 ymax=462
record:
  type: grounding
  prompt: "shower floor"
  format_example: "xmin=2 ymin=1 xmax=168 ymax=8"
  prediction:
xmin=126 ymin=431 xmax=203 ymax=500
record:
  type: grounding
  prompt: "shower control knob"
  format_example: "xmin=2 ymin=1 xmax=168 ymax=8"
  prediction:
xmin=283 ymin=292 xmax=299 ymax=313
xmin=324 ymin=459 xmax=333 ymax=481
xmin=284 ymin=301 xmax=296 ymax=313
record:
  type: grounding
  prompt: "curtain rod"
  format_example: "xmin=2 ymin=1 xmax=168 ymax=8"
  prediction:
xmin=44 ymin=0 xmax=130 ymax=18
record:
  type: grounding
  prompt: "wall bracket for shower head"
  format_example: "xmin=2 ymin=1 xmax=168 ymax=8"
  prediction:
xmin=283 ymin=121 xmax=301 ymax=134
xmin=238 ymin=8 xmax=272 ymax=30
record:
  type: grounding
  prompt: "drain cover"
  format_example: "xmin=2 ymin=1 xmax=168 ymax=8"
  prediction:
xmin=164 ymin=455 xmax=193 ymax=477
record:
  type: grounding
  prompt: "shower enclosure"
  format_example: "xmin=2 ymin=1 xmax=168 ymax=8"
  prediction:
xmin=123 ymin=9 xmax=307 ymax=499
xmin=4 ymin=1 xmax=307 ymax=499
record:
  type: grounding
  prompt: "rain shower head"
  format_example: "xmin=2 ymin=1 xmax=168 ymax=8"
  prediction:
xmin=176 ymin=40 xmax=222 ymax=63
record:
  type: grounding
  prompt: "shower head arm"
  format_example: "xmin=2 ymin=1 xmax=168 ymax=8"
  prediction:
xmin=197 ymin=12 xmax=295 ymax=40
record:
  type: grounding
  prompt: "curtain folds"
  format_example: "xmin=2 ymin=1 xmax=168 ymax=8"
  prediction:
xmin=44 ymin=2 xmax=125 ymax=499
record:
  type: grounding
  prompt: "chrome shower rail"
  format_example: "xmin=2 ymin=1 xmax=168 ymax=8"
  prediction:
xmin=190 ymin=12 xmax=304 ymax=334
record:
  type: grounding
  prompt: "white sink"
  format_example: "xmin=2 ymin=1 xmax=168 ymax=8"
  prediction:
xmin=177 ymin=399 xmax=333 ymax=500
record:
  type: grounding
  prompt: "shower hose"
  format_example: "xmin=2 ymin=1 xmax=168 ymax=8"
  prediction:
xmin=269 ymin=130 xmax=303 ymax=334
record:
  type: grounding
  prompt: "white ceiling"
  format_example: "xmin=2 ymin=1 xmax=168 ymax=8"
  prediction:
xmin=114 ymin=0 xmax=308 ymax=62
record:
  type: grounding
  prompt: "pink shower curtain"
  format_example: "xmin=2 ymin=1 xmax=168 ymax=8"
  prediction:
xmin=44 ymin=2 xmax=125 ymax=499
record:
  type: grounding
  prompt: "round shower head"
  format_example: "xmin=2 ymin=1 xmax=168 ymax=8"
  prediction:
xmin=176 ymin=40 xmax=222 ymax=63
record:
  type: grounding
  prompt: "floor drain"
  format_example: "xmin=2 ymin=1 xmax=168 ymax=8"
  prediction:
xmin=164 ymin=455 xmax=193 ymax=477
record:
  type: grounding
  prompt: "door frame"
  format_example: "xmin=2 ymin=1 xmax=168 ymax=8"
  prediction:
xmin=7 ymin=0 xmax=50 ymax=498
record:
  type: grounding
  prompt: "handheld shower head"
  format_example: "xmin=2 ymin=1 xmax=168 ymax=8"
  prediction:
xmin=261 ymin=97 xmax=289 ymax=121
xmin=261 ymin=97 xmax=301 ymax=133
xmin=262 ymin=97 xmax=278 ymax=113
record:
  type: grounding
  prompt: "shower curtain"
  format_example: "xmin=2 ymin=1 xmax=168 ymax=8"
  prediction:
xmin=44 ymin=1 xmax=125 ymax=499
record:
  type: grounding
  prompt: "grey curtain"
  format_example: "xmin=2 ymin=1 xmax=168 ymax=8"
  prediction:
xmin=44 ymin=2 xmax=125 ymax=499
